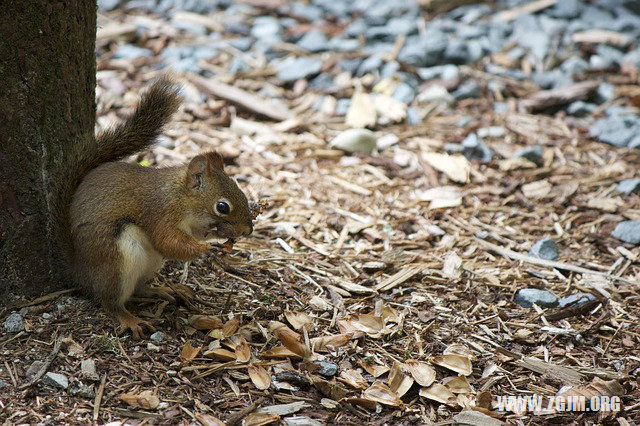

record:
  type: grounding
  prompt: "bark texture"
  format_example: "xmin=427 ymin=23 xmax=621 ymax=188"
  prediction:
xmin=0 ymin=1 xmax=96 ymax=295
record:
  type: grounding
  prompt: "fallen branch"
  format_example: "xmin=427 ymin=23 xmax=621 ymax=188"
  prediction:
xmin=518 ymin=80 xmax=600 ymax=113
xmin=188 ymin=74 xmax=293 ymax=121
xmin=19 ymin=337 xmax=61 ymax=389
xmin=226 ymin=396 xmax=266 ymax=426
xmin=475 ymin=238 xmax=634 ymax=285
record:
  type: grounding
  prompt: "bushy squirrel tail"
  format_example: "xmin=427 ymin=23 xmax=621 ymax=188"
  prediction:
xmin=53 ymin=77 xmax=182 ymax=266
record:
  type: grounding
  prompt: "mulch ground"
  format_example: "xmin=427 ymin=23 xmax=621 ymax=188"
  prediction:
xmin=1 ymin=5 xmax=640 ymax=426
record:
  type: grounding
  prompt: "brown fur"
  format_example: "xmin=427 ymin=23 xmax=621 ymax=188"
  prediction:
xmin=63 ymin=78 xmax=253 ymax=337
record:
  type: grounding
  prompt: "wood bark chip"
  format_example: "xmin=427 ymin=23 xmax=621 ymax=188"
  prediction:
xmin=517 ymin=80 xmax=600 ymax=112
xmin=188 ymin=74 xmax=293 ymax=121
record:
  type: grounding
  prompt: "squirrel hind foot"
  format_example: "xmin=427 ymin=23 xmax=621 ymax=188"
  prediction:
xmin=116 ymin=309 xmax=156 ymax=339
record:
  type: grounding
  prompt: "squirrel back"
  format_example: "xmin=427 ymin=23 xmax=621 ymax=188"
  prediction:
xmin=54 ymin=77 xmax=181 ymax=265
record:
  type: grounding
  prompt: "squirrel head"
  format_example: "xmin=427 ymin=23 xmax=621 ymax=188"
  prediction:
xmin=185 ymin=152 xmax=253 ymax=240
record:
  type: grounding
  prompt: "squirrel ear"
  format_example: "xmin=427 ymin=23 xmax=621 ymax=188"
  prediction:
xmin=205 ymin=151 xmax=225 ymax=171
xmin=187 ymin=155 xmax=207 ymax=189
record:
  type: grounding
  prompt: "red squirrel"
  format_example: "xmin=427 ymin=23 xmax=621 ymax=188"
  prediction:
xmin=59 ymin=77 xmax=253 ymax=338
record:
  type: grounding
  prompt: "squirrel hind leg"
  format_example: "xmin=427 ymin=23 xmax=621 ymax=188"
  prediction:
xmin=114 ymin=306 xmax=156 ymax=339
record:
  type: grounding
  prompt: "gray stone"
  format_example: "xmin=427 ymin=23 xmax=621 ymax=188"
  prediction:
xmin=611 ymin=221 xmax=640 ymax=244
xmin=297 ymin=29 xmax=328 ymax=53
xmin=81 ymin=359 xmax=99 ymax=381
xmin=452 ymin=80 xmax=481 ymax=100
xmin=493 ymin=102 xmax=508 ymax=114
xmin=0 ymin=379 xmax=5 ymax=389
xmin=315 ymin=361 xmax=338 ymax=377
xmin=228 ymin=37 xmax=252 ymax=52
xmin=629 ymin=136 xmax=640 ymax=149
xmin=406 ymin=107 xmax=421 ymax=125
xmin=251 ymin=16 xmax=281 ymax=40
xmin=329 ymin=38 xmax=360 ymax=52
xmin=529 ymin=237 xmax=558 ymax=260
xmin=43 ymin=372 xmax=69 ymax=390
xmin=443 ymin=39 xmax=469 ymax=64
xmin=567 ymin=101 xmax=596 ymax=117
xmin=98 ymin=0 xmax=122 ymax=11
xmin=398 ymin=33 xmax=447 ymax=67
xmin=338 ymin=58 xmax=362 ymax=73
xmin=533 ymin=70 xmax=572 ymax=90
xmin=594 ymin=82 xmax=616 ymax=104
xmin=457 ymin=24 xmax=486 ymax=39
xmin=70 ymin=383 xmax=95 ymax=399
xmin=558 ymin=293 xmax=597 ymax=308
xmin=386 ymin=16 xmax=417 ymax=36
xmin=461 ymin=133 xmax=493 ymax=163
xmin=441 ymin=64 xmax=460 ymax=81
xmin=477 ymin=126 xmax=505 ymax=138
xmin=515 ymin=288 xmax=559 ymax=309
xmin=444 ymin=143 xmax=464 ymax=154
xmin=308 ymin=73 xmax=335 ymax=91
xmin=275 ymin=57 xmax=323 ymax=82
xmin=172 ymin=19 xmax=207 ymax=36
xmin=380 ymin=61 xmax=400 ymax=79
xmin=417 ymin=85 xmax=453 ymax=104
xmin=513 ymin=146 xmax=544 ymax=167
xmin=548 ymin=0 xmax=582 ymax=18
xmin=345 ymin=19 xmax=367 ymax=37
xmin=113 ymin=45 xmax=153 ymax=60
xmin=590 ymin=116 xmax=638 ymax=147
xmin=357 ymin=53 xmax=384 ymax=76
xmin=4 ymin=312 xmax=24 ymax=333
xmin=616 ymin=178 xmax=640 ymax=195
xmin=285 ymin=2 xmax=323 ymax=21
xmin=392 ymin=83 xmax=415 ymax=104
xmin=335 ymin=99 xmax=350 ymax=116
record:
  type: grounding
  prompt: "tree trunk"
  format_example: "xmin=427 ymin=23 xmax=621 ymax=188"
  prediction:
xmin=0 ymin=1 xmax=96 ymax=296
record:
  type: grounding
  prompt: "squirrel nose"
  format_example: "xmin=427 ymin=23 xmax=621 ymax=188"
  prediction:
xmin=242 ymin=222 xmax=253 ymax=236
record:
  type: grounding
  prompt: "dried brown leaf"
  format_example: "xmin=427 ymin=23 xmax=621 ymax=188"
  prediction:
xmin=419 ymin=384 xmax=457 ymax=406
xmin=405 ymin=360 xmax=436 ymax=387
xmin=556 ymin=377 xmax=625 ymax=399
xmin=310 ymin=333 xmax=353 ymax=352
xmin=284 ymin=310 xmax=313 ymax=331
xmin=222 ymin=318 xmax=240 ymax=337
xmin=248 ymin=364 xmax=271 ymax=390
xmin=120 ymin=390 xmax=160 ymax=410
xmin=195 ymin=413 xmax=226 ymax=426
xmin=271 ymin=323 xmax=309 ymax=358
xmin=359 ymin=361 xmax=390 ymax=378
xmin=338 ymin=369 xmax=368 ymax=389
xmin=189 ymin=315 xmax=223 ymax=331
xmin=430 ymin=354 xmax=473 ymax=376
xmin=180 ymin=342 xmax=201 ymax=364
xmin=444 ymin=375 xmax=473 ymax=394
xmin=388 ymin=362 xmax=414 ymax=397
xmin=242 ymin=412 xmax=280 ymax=426
xmin=204 ymin=348 xmax=237 ymax=361
xmin=363 ymin=381 xmax=403 ymax=407
xmin=234 ymin=340 xmax=251 ymax=363
xmin=261 ymin=346 xmax=303 ymax=360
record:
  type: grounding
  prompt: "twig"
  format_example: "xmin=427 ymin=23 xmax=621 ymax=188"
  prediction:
xmin=475 ymin=238 xmax=634 ymax=284
xmin=18 ymin=337 xmax=61 ymax=389
xmin=4 ymin=361 xmax=17 ymax=388
xmin=93 ymin=374 xmax=107 ymax=422
xmin=226 ymin=396 xmax=266 ymax=426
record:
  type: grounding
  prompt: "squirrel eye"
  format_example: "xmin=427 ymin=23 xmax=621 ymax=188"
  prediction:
xmin=216 ymin=201 xmax=230 ymax=215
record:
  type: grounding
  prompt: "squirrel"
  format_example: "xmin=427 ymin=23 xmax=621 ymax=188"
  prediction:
xmin=57 ymin=77 xmax=254 ymax=338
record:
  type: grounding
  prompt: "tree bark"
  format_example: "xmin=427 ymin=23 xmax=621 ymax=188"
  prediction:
xmin=0 ymin=1 xmax=96 ymax=295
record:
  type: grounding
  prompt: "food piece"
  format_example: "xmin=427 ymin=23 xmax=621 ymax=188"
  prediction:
xmin=249 ymin=200 xmax=268 ymax=220
xmin=223 ymin=239 xmax=235 ymax=251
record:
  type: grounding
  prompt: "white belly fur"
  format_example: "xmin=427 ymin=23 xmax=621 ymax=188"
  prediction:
xmin=116 ymin=224 xmax=165 ymax=305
